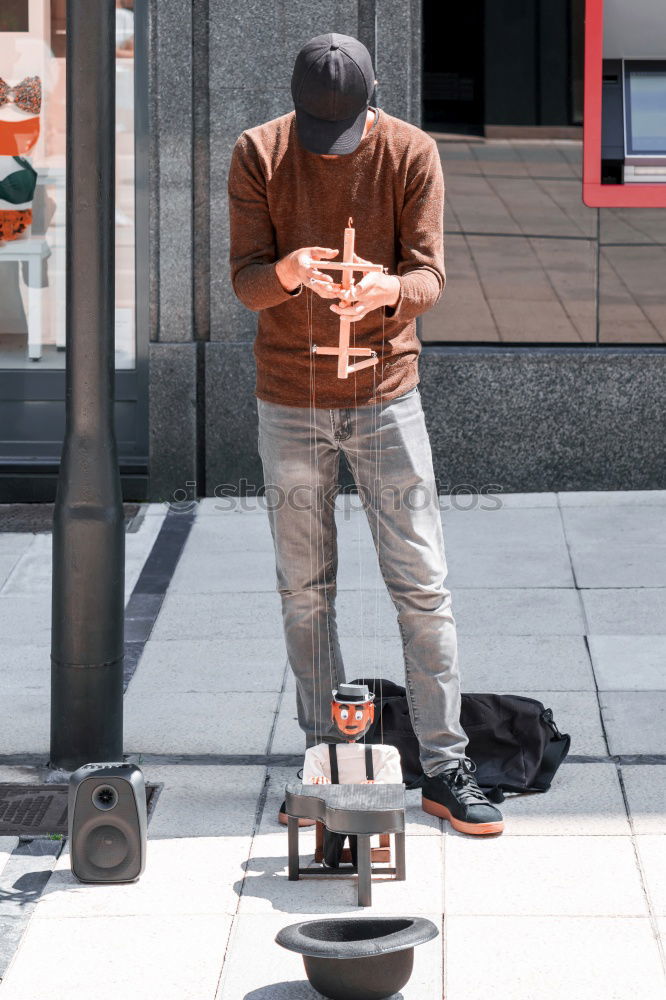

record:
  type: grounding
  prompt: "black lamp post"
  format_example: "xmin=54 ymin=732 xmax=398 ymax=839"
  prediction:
xmin=50 ymin=0 xmax=124 ymax=771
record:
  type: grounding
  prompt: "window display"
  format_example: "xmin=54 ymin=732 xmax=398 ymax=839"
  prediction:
xmin=0 ymin=0 xmax=136 ymax=368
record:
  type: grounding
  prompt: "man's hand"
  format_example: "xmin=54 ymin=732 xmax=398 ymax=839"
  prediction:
xmin=310 ymin=775 xmax=332 ymax=785
xmin=275 ymin=247 xmax=344 ymax=299
xmin=329 ymin=252 xmax=400 ymax=321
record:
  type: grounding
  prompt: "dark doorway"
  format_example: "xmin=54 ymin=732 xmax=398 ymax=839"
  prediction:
xmin=422 ymin=0 xmax=484 ymax=135
xmin=422 ymin=0 xmax=585 ymax=133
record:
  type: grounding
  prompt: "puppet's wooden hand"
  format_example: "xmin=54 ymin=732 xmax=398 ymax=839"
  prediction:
xmin=361 ymin=779 xmax=375 ymax=784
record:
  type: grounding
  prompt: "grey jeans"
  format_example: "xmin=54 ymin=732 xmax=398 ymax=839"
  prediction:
xmin=257 ymin=386 xmax=469 ymax=777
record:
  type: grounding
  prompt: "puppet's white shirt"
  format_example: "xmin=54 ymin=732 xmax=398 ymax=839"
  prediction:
xmin=303 ymin=742 xmax=403 ymax=785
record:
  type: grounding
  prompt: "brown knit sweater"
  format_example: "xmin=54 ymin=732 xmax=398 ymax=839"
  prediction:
xmin=227 ymin=107 xmax=445 ymax=408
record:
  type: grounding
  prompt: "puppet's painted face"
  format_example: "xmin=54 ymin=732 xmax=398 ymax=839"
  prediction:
xmin=331 ymin=700 xmax=375 ymax=740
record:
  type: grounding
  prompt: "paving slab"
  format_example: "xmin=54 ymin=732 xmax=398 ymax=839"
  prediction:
xmin=216 ymin=912 xmax=442 ymax=1000
xmin=0 ymin=553 xmax=23 ymax=592
xmin=621 ymin=766 xmax=666 ymax=834
xmin=636 ymin=836 xmax=666 ymax=915
xmin=518 ymin=689 xmax=606 ymax=756
xmin=599 ymin=691 xmax=666 ymax=755
xmin=442 ymin=492 xmax=558 ymax=509
xmin=169 ymin=547 xmax=279 ymax=593
xmin=143 ymin=502 xmax=170 ymax=515
xmin=124 ymin=688 xmax=279 ymax=754
xmin=269 ymin=691 xmax=306 ymax=755
xmin=335 ymin=544 xmax=390 ymax=593
xmin=0 ymin=767 xmax=41 ymax=783
xmin=561 ymin=505 xmax=666 ymax=588
xmin=127 ymin=637 xmax=287 ymax=694
xmin=0 ymin=670 xmax=50 ymax=753
xmin=452 ymin=588 xmax=586 ymax=635
xmin=0 ymin=838 xmax=18 ymax=878
xmin=581 ymin=589 xmax=666 ymax=635
xmin=439 ymin=508 xmax=574 ymax=588
xmin=497 ymin=762 xmax=629 ymax=836
xmin=333 ymin=589 xmax=401 ymax=638
xmin=335 ymin=634 xmax=409 ymax=684
xmin=445 ymin=835 xmax=648 ymax=916
xmin=0 ymin=534 xmax=33 ymax=556
xmin=182 ymin=514 xmax=275 ymax=553
xmin=457 ymin=635 xmax=595 ymax=691
xmin=151 ymin=592 xmax=286 ymax=641
xmin=135 ymin=764 xmax=265 ymax=840
xmin=197 ymin=498 xmax=267 ymax=515
xmin=0 ymin=913 xmax=233 ymax=1000
xmin=34 ymin=836 xmax=249 ymax=919
xmin=0 ymin=515 xmax=165 ymax=601
xmin=558 ymin=492 xmax=666 ymax=508
xmin=588 ymin=635 xmax=666 ymax=690
xmin=0 ymin=595 xmax=51 ymax=647
xmin=445 ymin=916 xmax=666 ymax=1000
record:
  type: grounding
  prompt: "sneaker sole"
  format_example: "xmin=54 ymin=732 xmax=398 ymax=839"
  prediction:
xmin=422 ymin=796 xmax=504 ymax=835
xmin=278 ymin=811 xmax=316 ymax=828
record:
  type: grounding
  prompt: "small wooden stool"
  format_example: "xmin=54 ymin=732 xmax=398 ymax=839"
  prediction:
xmin=284 ymin=781 xmax=406 ymax=907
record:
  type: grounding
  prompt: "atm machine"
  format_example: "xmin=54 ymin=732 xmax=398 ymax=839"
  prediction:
xmin=584 ymin=0 xmax=666 ymax=206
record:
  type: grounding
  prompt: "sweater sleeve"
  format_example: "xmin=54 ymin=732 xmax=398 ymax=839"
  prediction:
xmin=384 ymin=137 xmax=445 ymax=323
xmin=227 ymin=133 xmax=303 ymax=311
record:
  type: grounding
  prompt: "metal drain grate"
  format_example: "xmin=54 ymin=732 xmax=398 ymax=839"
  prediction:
xmin=0 ymin=503 xmax=142 ymax=534
xmin=0 ymin=783 xmax=159 ymax=836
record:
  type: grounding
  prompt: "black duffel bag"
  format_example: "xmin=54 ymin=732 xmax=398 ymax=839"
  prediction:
xmin=350 ymin=678 xmax=571 ymax=803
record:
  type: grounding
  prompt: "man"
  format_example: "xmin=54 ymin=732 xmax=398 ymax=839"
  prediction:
xmin=227 ymin=32 xmax=503 ymax=836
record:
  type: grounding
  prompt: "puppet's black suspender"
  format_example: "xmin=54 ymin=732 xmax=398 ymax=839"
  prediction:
xmin=327 ymin=743 xmax=375 ymax=784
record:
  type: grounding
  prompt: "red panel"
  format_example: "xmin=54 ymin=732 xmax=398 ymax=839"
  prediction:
xmin=583 ymin=0 xmax=666 ymax=207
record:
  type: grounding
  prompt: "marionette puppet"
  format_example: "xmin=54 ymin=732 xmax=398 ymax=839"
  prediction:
xmin=280 ymin=221 xmax=409 ymax=901
xmin=302 ymin=683 xmax=402 ymax=868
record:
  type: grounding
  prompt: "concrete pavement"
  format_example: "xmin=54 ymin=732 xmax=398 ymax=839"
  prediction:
xmin=0 ymin=491 xmax=665 ymax=999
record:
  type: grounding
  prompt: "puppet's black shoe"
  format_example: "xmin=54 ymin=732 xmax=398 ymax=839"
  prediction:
xmin=422 ymin=759 xmax=504 ymax=835
xmin=277 ymin=800 xmax=316 ymax=827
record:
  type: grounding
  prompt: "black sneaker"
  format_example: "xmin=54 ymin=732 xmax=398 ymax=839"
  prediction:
xmin=422 ymin=759 xmax=504 ymax=835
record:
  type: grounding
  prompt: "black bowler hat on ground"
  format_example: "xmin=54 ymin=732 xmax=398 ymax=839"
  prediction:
xmin=291 ymin=32 xmax=376 ymax=155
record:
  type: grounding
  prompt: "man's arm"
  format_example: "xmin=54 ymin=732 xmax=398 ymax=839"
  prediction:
xmin=227 ymin=133 xmax=303 ymax=311
xmin=330 ymin=137 xmax=445 ymax=325
xmin=384 ymin=137 xmax=445 ymax=323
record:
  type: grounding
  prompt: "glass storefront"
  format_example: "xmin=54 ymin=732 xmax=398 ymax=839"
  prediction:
xmin=0 ymin=0 xmax=148 ymax=499
xmin=0 ymin=0 xmax=136 ymax=369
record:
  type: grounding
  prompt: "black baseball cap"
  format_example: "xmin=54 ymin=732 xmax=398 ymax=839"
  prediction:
xmin=291 ymin=33 xmax=376 ymax=155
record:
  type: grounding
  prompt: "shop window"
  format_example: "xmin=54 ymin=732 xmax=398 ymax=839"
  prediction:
xmin=0 ymin=0 xmax=137 ymax=368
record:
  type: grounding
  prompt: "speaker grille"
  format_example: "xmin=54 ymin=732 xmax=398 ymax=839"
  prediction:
xmin=86 ymin=824 xmax=130 ymax=869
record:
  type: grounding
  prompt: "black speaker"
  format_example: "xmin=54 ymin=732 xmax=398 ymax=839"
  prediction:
xmin=68 ymin=763 xmax=147 ymax=883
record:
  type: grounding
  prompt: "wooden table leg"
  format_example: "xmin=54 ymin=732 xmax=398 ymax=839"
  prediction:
xmin=288 ymin=816 xmax=300 ymax=881
xmin=395 ymin=831 xmax=406 ymax=881
xmin=356 ymin=834 xmax=372 ymax=907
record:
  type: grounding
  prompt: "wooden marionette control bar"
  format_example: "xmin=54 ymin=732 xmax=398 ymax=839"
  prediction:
xmin=307 ymin=218 xmax=387 ymax=379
